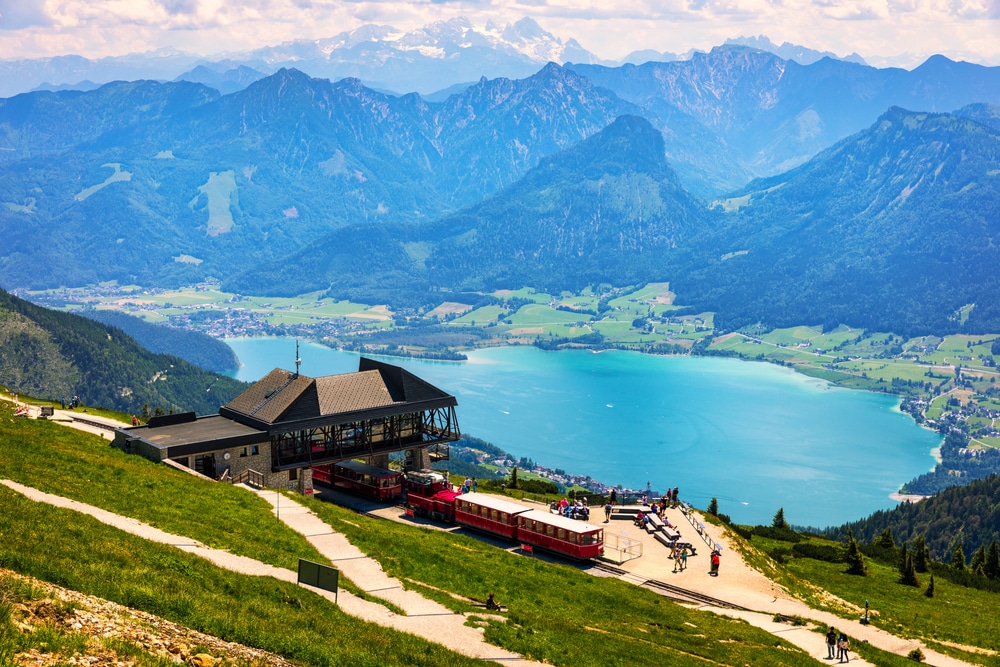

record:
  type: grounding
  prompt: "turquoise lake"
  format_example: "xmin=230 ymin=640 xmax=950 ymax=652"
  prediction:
xmin=224 ymin=338 xmax=940 ymax=528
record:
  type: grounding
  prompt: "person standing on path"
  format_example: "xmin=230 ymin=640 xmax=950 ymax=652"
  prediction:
xmin=672 ymin=545 xmax=680 ymax=572
xmin=604 ymin=502 xmax=612 ymax=523
xmin=837 ymin=633 xmax=850 ymax=663
xmin=710 ymin=550 xmax=720 ymax=576
xmin=610 ymin=488 xmax=617 ymax=506
xmin=680 ymin=549 xmax=688 ymax=571
xmin=826 ymin=627 xmax=838 ymax=659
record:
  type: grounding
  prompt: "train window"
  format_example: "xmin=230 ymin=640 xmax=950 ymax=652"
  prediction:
xmin=546 ymin=525 xmax=554 ymax=537
xmin=500 ymin=512 xmax=508 ymax=522
xmin=557 ymin=529 xmax=566 ymax=540
xmin=570 ymin=533 xmax=578 ymax=544
xmin=582 ymin=534 xmax=592 ymax=545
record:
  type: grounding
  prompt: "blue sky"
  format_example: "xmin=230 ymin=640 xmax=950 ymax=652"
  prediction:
xmin=0 ymin=0 xmax=997 ymax=67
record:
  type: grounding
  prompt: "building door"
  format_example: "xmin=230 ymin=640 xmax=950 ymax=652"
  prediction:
xmin=195 ymin=454 xmax=216 ymax=479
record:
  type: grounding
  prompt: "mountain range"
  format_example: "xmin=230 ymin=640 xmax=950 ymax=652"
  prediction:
xmin=224 ymin=107 xmax=1000 ymax=336
xmin=0 ymin=17 xmax=907 ymax=101
xmin=1 ymin=53 xmax=999 ymax=336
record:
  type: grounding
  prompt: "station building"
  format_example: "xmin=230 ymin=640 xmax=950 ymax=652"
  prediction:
xmin=112 ymin=357 xmax=460 ymax=492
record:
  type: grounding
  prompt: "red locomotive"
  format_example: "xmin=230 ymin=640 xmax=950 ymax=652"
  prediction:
xmin=404 ymin=469 xmax=461 ymax=521
xmin=405 ymin=471 xmax=604 ymax=560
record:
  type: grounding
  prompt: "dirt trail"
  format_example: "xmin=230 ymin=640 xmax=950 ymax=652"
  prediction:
xmin=612 ymin=504 xmax=974 ymax=667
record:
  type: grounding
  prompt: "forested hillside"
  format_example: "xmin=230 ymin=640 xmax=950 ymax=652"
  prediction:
xmin=0 ymin=289 xmax=246 ymax=414
xmin=826 ymin=475 xmax=1000 ymax=561
xmin=80 ymin=309 xmax=239 ymax=373
xmin=678 ymin=107 xmax=1000 ymax=335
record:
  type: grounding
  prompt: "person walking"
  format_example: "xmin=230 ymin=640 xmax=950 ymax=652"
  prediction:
xmin=837 ymin=632 xmax=850 ymax=663
xmin=672 ymin=545 xmax=681 ymax=573
xmin=710 ymin=549 xmax=720 ymax=576
xmin=609 ymin=488 xmax=617 ymax=506
xmin=680 ymin=549 xmax=688 ymax=571
xmin=826 ymin=627 xmax=837 ymax=660
xmin=604 ymin=502 xmax=612 ymax=523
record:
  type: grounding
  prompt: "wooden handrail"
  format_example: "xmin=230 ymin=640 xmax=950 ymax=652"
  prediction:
xmin=232 ymin=468 xmax=265 ymax=488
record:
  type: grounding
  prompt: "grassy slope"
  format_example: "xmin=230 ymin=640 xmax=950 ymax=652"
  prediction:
xmin=0 ymin=404 xmax=322 ymax=570
xmin=0 ymin=488 xmax=480 ymax=667
xmin=749 ymin=532 xmax=1000 ymax=666
xmin=296 ymin=494 xmax=816 ymax=667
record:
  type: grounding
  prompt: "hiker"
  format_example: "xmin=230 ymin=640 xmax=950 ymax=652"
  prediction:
xmin=826 ymin=627 xmax=837 ymax=659
xmin=672 ymin=545 xmax=681 ymax=572
xmin=837 ymin=632 xmax=850 ymax=662
xmin=681 ymin=548 xmax=688 ymax=571
xmin=710 ymin=550 xmax=720 ymax=576
xmin=604 ymin=502 xmax=612 ymax=522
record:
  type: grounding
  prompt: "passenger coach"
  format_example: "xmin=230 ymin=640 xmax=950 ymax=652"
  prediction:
xmin=454 ymin=492 xmax=531 ymax=540
xmin=516 ymin=509 xmax=604 ymax=560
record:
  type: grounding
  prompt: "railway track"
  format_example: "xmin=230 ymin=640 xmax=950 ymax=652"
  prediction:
xmin=591 ymin=562 xmax=750 ymax=610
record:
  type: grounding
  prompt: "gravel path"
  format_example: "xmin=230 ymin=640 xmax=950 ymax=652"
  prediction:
xmin=0 ymin=479 xmax=545 ymax=666
xmin=616 ymin=505 xmax=974 ymax=667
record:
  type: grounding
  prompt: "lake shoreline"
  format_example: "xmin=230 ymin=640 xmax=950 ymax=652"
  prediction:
xmin=224 ymin=337 xmax=940 ymax=527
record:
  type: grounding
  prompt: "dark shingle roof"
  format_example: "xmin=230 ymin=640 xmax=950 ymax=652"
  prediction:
xmin=221 ymin=358 xmax=456 ymax=430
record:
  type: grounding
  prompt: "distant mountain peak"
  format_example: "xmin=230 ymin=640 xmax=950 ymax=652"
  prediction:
xmin=723 ymin=35 xmax=868 ymax=66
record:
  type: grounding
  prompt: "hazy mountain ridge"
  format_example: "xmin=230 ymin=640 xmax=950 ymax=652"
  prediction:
xmin=0 ymin=17 xmax=605 ymax=99
xmin=569 ymin=48 xmax=1000 ymax=187
xmin=0 ymin=65 xmax=639 ymax=289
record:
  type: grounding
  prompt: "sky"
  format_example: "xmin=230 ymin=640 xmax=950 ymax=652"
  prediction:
xmin=0 ymin=0 xmax=997 ymax=67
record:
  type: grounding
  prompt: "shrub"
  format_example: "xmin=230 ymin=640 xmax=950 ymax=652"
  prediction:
xmin=792 ymin=542 xmax=844 ymax=563
xmin=907 ymin=648 xmax=925 ymax=662
xmin=752 ymin=525 xmax=801 ymax=543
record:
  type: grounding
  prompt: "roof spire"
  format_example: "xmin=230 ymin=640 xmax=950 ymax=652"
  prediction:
xmin=295 ymin=339 xmax=301 ymax=377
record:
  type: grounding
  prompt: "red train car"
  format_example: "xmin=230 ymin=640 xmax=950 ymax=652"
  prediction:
xmin=516 ymin=509 xmax=605 ymax=560
xmin=454 ymin=492 xmax=531 ymax=540
xmin=405 ymin=470 xmax=460 ymax=522
xmin=313 ymin=460 xmax=403 ymax=501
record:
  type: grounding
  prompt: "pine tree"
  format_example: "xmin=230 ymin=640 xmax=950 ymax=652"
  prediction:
xmin=707 ymin=497 xmax=719 ymax=515
xmin=898 ymin=543 xmax=910 ymax=579
xmin=912 ymin=535 xmax=930 ymax=573
xmin=951 ymin=540 xmax=966 ymax=571
xmin=925 ymin=574 xmax=935 ymax=598
xmin=510 ymin=466 xmax=519 ymax=490
xmin=985 ymin=539 xmax=1000 ymax=580
xmin=845 ymin=529 xmax=868 ymax=576
xmin=772 ymin=507 xmax=790 ymax=530
xmin=970 ymin=544 xmax=987 ymax=574
xmin=901 ymin=552 xmax=919 ymax=587
xmin=874 ymin=527 xmax=896 ymax=549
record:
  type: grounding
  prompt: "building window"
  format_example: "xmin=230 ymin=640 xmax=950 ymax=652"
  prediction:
xmin=251 ymin=445 xmax=259 ymax=456
xmin=240 ymin=447 xmax=248 ymax=457
xmin=289 ymin=468 xmax=298 ymax=482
